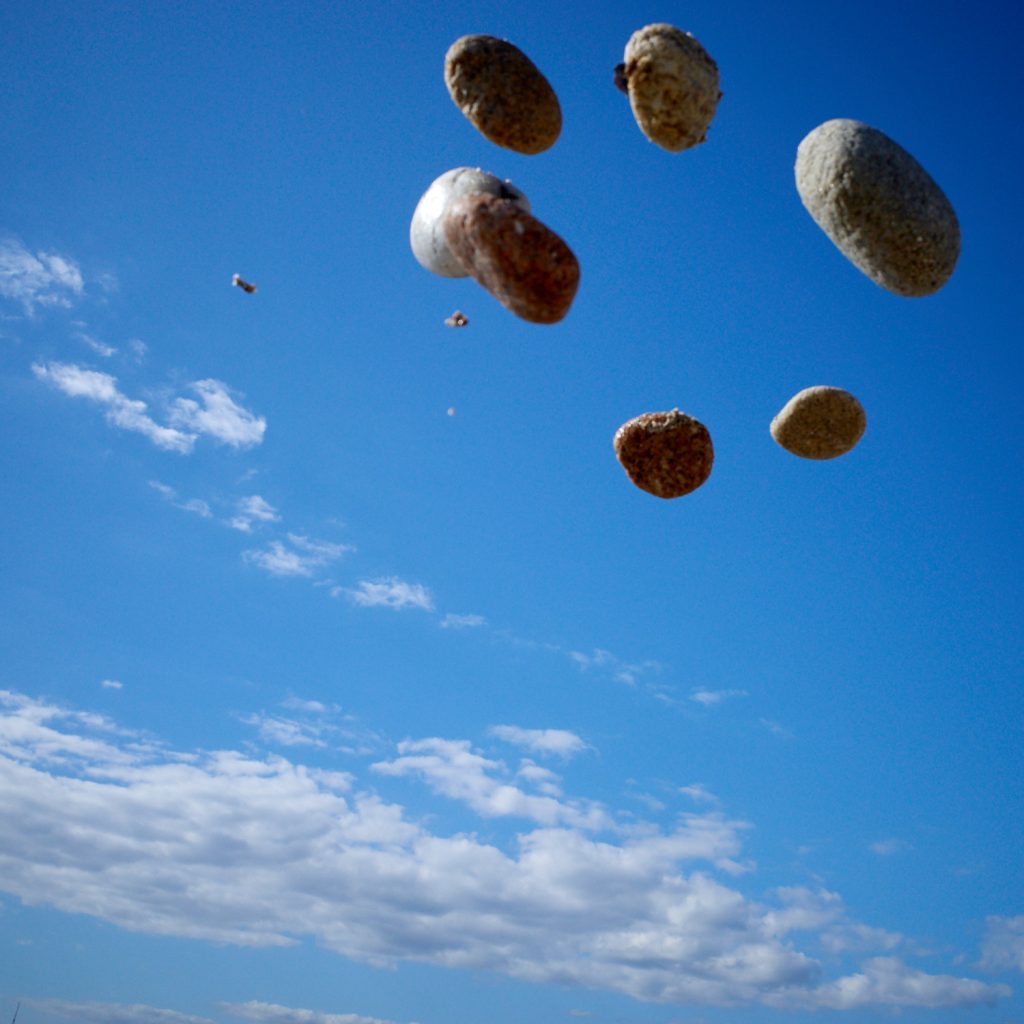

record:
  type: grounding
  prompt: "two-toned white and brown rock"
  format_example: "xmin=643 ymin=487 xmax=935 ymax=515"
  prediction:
xmin=619 ymin=24 xmax=721 ymax=152
xmin=444 ymin=35 xmax=561 ymax=155
xmin=443 ymin=194 xmax=579 ymax=324
xmin=770 ymin=386 xmax=866 ymax=460
xmin=795 ymin=119 xmax=960 ymax=297
xmin=613 ymin=409 xmax=714 ymax=498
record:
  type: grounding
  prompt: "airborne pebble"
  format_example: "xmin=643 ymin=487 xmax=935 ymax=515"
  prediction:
xmin=410 ymin=167 xmax=529 ymax=278
xmin=613 ymin=409 xmax=714 ymax=498
xmin=795 ymin=119 xmax=960 ymax=296
xmin=619 ymin=23 xmax=721 ymax=152
xmin=770 ymin=386 xmax=866 ymax=460
xmin=443 ymin=193 xmax=579 ymax=324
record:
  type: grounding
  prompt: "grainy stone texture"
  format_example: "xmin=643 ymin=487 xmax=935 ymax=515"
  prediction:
xmin=795 ymin=119 xmax=960 ymax=296
xmin=613 ymin=409 xmax=714 ymax=498
xmin=443 ymin=194 xmax=579 ymax=324
xmin=410 ymin=167 xmax=529 ymax=278
xmin=445 ymin=35 xmax=561 ymax=155
xmin=770 ymin=386 xmax=866 ymax=460
xmin=620 ymin=24 xmax=721 ymax=152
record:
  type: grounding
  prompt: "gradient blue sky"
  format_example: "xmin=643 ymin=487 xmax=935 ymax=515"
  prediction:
xmin=1 ymin=2 xmax=1021 ymax=1024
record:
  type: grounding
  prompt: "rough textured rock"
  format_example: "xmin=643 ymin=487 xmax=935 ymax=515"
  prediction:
xmin=443 ymin=194 xmax=579 ymax=324
xmin=619 ymin=24 xmax=721 ymax=152
xmin=410 ymin=167 xmax=529 ymax=278
xmin=795 ymin=119 xmax=960 ymax=296
xmin=770 ymin=386 xmax=866 ymax=460
xmin=613 ymin=409 xmax=714 ymax=498
xmin=445 ymin=35 xmax=561 ymax=155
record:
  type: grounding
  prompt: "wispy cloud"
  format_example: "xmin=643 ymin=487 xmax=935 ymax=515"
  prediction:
xmin=488 ymin=725 xmax=588 ymax=760
xmin=100 ymin=679 xmax=123 ymax=690
xmin=149 ymin=480 xmax=213 ymax=518
xmin=679 ymin=783 xmax=720 ymax=805
xmin=34 ymin=362 xmax=195 ymax=452
xmin=342 ymin=577 xmax=434 ymax=612
xmin=74 ymin=327 xmax=116 ymax=357
xmin=244 ymin=534 xmax=352 ymax=578
xmin=869 ymin=837 xmax=912 ymax=856
xmin=229 ymin=494 xmax=281 ymax=533
xmin=0 ymin=236 xmax=84 ymax=313
xmin=0 ymin=690 xmax=1009 ymax=1011
xmin=440 ymin=612 xmax=486 ymax=629
xmin=169 ymin=379 xmax=266 ymax=449
xmin=979 ymin=915 xmax=1024 ymax=972
xmin=26 ymin=1000 xmax=215 ymax=1024
xmin=569 ymin=647 xmax=660 ymax=687
xmin=222 ymin=1001 xmax=399 ymax=1024
xmin=690 ymin=689 xmax=748 ymax=707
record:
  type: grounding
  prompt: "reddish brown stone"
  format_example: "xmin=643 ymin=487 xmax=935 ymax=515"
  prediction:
xmin=443 ymin=194 xmax=579 ymax=324
xmin=613 ymin=410 xmax=714 ymax=498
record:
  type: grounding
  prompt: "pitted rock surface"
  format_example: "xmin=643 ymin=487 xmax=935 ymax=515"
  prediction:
xmin=620 ymin=24 xmax=721 ymax=152
xmin=445 ymin=36 xmax=561 ymax=155
xmin=614 ymin=410 xmax=714 ymax=498
xmin=443 ymin=194 xmax=579 ymax=324
xmin=795 ymin=119 xmax=959 ymax=296
xmin=771 ymin=386 xmax=866 ymax=460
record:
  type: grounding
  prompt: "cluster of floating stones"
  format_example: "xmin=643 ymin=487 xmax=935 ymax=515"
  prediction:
xmin=411 ymin=26 xmax=960 ymax=499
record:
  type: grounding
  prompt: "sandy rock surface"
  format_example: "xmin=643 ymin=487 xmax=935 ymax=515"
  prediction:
xmin=445 ymin=35 xmax=561 ymax=154
xmin=410 ymin=167 xmax=529 ymax=278
xmin=770 ymin=386 xmax=866 ymax=460
xmin=613 ymin=409 xmax=714 ymax=498
xmin=443 ymin=194 xmax=579 ymax=324
xmin=795 ymin=119 xmax=959 ymax=296
xmin=620 ymin=24 xmax=720 ymax=152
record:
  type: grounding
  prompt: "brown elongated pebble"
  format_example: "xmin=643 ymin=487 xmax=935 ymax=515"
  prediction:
xmin=613 ymin=409 xmax=713 ymax=498
xmin=445 ymin=35 xmax=561 ymax=154
xmin=770 ymin=386 xmax=866 ymax=460
xmin=443 ymin=194 xmax=579 ymax=324
xmin=795 ymin=119 xmax=960 ymax=296
xmin=619 ymin=24 xmax=721 ymax=152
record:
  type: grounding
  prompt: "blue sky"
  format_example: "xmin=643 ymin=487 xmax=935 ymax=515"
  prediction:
xmin=1 ymin=2 xmax=1021 ymax=1023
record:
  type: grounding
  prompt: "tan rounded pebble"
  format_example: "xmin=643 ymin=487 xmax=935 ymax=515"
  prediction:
xmin=442 ymin=193 xmax=579 ymax=324
xmin=619 ymin=24 xmax=721 ymax=152
xmin=795 ymin=119 xmax=960 ymax=296
xmin=770 ymin=386 xmax=866 ymax=460
xmin=613 ymin=409 xmax=714 ymax=498
xmin=444 ymin=35 xmax=561 ymax=154
xmin=410 ymin=167 xmax=529 ymax=278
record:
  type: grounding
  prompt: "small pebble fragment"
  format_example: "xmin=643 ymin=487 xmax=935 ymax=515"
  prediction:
xmin=445 ymin=35 xmax=561 ymax=154
xmin=444 ymin=310 xmax=469 ymax=327
xmin=619 ymin=24 xmax=721 ymax=151
xmin=795 ymin=119 xmax=960 ymax=296
xmin=770 ymin=386 xmax=866 ymax=460
xmin=411 ymin=167 xmax=529 ymax=278
xmin=231 ymin=274 xmax=257 ymax=294
xmin=613 ymin=409 xmax=714 ymax=498
xmin=443 ymin=194 xmax=579 ymax=324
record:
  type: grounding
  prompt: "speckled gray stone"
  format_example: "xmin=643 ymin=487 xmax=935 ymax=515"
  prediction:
xmin=445 ymin=35 xmax=561 ymax=155
xmin=770 ymin=386 xmax=866 ymax=460
xmin=613 ymin=409 xmax=714 ymax=498
xmin=795 ymin=119 xmax=959 ymax=296
xmin=410 ymin=167 xmax=529 ymax=278
xmin=619 ymin=24 xmax=721 ymax=152
xmin=442 ymin=194 xmax=579 ymax=324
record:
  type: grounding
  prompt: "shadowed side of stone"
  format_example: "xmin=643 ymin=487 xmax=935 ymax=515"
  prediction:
xmin=443 ymin=194 xmax=579 ymax=324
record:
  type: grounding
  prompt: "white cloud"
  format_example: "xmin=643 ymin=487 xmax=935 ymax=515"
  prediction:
xmin=344 ymin=577 xmax=434 ymax=612
xmin=100 ymin=679 xmax=123 ymax=690
xmin=221 ymin=1001 xmax=398 ymax=1024
xmin=26 ymin=999 xmax=216 ymax=1024
xmin=440 ymin=613 xmax=486 ymax=629
xmin=244 ymin=534 xmax=352 ymax=578
xmin=75 ymin=329 xmax=116 ymax=357
xmin=169 ymin=379 xmax=266 ymax=448
xmin=0 ymin=691 xmax=1009 ymax=1012
xmin=679 ymin=784 xmax=719 ymax=805
xmin=34 ymin=362 xmax=196 ymax=452
xmin=149 ymin=480 xmax=213 ymax=518
xmin=979 ymin=915 xmax=1024 ymax=972
xmin=569 ymin=647 xmax=660 ymax=687
xmin=689 ymin=689 xmax=748 ymax=707
xmin=229 ymin=494 xmax=281 ymax=532
xmin=488 ymin=725 xmax=588 ymax=760
xmin=869 ymin=837 xmax=912 ymax=856
xmin=759 ymin=718 xmax=793 ymax=739
xmin=0 ymin=236 xmax=84 ymax=312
